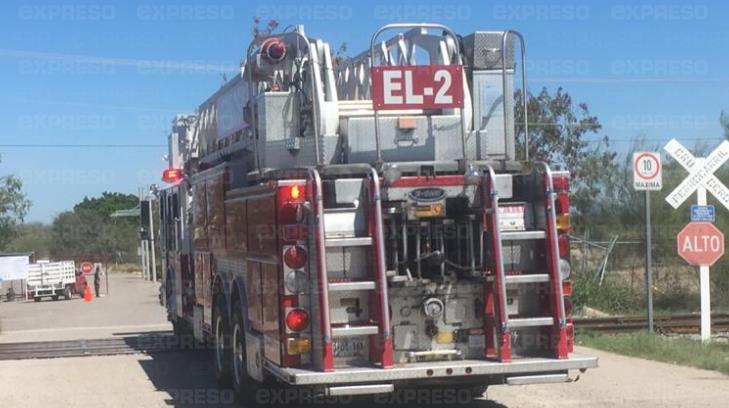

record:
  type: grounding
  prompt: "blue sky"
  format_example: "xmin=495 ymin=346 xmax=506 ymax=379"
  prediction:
xmin=0 ymin=0 xmax=727 ymax=222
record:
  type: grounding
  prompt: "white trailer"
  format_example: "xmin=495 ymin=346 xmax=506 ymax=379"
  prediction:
xmin=26 ymin=261 xmax=76 ymax=301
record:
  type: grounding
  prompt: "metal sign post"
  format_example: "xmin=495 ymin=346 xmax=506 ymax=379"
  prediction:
xmin=633 ymin=152 xmax=663 ymax=333
xmin=697 ymin=188 xmax=710 ymax=342
xmin=665 ymin=138 xmax=729 ymax=342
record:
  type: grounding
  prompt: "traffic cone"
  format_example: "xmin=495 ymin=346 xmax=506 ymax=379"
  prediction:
xmin=83 ymin=286 xmax=93 ymax=303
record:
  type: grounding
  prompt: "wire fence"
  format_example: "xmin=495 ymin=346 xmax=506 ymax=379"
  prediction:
xmin=568 ymin=225 xmax=729 ymax=314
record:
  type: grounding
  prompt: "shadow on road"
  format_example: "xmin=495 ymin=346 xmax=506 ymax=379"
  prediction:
xmin=136 ymin=348 xmax=509 ymax=408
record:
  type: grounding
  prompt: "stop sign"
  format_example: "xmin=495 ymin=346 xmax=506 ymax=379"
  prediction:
xmin=80 ymin=262 xmax=94 ymax=274
xmin=677 ymin=222 xmax=725 ymax=266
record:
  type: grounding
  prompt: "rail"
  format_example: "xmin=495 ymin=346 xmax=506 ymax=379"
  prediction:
xmin=574 ymin=313 xmax=729 ymax=334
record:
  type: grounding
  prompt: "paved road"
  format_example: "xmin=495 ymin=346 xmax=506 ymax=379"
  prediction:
xmin=0 ymin=272 xmax=170 ymax=343
xmin=0 ymin=346 xmax=727 ymax=407
xmin=1 ymin=274 xmax=727 ymax=407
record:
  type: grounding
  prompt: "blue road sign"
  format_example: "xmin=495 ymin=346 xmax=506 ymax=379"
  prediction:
xmin=690 ymin=205 xmax=715 ymax=223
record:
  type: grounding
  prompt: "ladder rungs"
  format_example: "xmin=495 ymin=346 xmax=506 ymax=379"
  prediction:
xmin=505 ymin=274 xmax=550 ymax=284
xmin=331 ymin=325 xmax=379 ymax=337
xmin=328 ymin=281 xmax=376 ymax=291
xmin=325 ymin=237 xmax=373 ymax=247
xmin=509 ymin=317 xmax=554 ymax=328
xmin=501 ymin=230 xmax=546 ymax=241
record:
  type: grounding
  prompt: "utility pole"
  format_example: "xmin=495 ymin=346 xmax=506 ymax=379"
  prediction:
xmin=148 ymin=197 xmax=157 ymax=282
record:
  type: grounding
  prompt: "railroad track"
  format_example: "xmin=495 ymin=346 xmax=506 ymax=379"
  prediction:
xmin=574 ymin=313 xmax=729 ymax=334
xmin=2 ymin=314 xmax=727 ymax=361
xmin=0 ymin=333 xmax=197 ymax=361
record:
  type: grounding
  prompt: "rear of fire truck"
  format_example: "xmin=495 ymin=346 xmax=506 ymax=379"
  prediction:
xmin=158 ymin=23 xmax=597 ymax=402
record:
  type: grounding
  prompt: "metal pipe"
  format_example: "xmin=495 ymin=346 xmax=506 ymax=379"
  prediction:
xmin=482 ymin=164 xmax=509 ymax=331
xmin=367 ymin=167 xmax=392 ymax=340
xmin=467 ymin=216 xmax=476 ymax=275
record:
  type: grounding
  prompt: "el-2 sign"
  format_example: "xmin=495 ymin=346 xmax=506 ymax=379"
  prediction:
xmin=664 ymin=138 xmax=729 ymax=342
xmin=371 ymin=65 xmax=464 ymax=110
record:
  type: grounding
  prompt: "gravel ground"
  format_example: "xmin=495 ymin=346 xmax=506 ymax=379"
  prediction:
xmin=0 ymin=272 xmax=170 ymax=343
xmin=2 ymin=274 xmax=727 ymax=407
xmin=0 ymin=345 xmax=727 ymax=407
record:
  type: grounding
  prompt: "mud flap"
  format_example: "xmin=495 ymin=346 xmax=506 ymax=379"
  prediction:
xmin=246 ymin=332 xmax=264 ymax=382
xmin=193 ymin=304 xmax=204 ymax=342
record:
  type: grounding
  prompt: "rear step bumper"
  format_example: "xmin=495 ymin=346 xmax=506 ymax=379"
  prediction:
xmin=265 ymin=354 xmax=598 ymax=386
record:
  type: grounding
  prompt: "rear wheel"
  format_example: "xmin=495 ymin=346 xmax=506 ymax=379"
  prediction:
xmin=33 ymin=297 xmax=41 ymax=302
xmin=63 ymin=287 xmax=72 ymax=300
xmin=213 ymin=299 xmax=231 ymax=385
xmin=231 ymin=307 xmax=257 ymax=404
xmin=52 ymin=295 xmax=59 ymax=301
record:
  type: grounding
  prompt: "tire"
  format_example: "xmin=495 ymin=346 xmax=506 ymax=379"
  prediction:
xmin=34 ymin=297 xmax=41 ymax=302
xmin=63 ymin=287 xmax=72 ymax=300
xmin=213 ymin=298 xmax=231 ymax=386
xmin=52 ymin=295 xmax=59 ymax=301
xmin=231 ymin=306 xmax=257 ymax=404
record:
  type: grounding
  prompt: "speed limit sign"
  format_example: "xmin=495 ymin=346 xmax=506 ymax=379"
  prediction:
xmin=633 ymin=152 xmax=663 ymax=191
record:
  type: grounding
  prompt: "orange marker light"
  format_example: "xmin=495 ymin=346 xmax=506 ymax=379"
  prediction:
xmin=290 ymin=185 xmax=301 ymax=200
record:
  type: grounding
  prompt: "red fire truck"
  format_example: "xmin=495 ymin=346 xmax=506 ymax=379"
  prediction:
xmin=158 ymin=23 xmax=597 ymax=402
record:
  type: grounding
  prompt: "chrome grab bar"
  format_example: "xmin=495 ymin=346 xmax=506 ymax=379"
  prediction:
xmin=501 ymin=30 xmax=529 ymax=161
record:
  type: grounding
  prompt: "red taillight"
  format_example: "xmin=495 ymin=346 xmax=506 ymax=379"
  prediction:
xmin=284 ymin=246 xmax=307 ymax=269
xmin=553 ymin=174 xmax=570 ymax=192
xmin=286 ymin=309 xmax=309 ymax=332
xmin=162 ymin=168 xmax=183 ymax=184
xmin=555 ymin=194 xmax=570 ymax=215
xmin=558 ymin=234 xmax=570 ymax=258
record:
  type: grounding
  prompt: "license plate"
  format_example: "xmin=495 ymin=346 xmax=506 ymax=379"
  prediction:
xmin=413 ymin=203 xmax=445 ymax=218
xmin=333 ymin=337 xmax=366 ymax=358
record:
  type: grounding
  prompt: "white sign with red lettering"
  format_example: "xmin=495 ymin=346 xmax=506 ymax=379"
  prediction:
xmin=371 ymin=65 xmax=464 ymax=110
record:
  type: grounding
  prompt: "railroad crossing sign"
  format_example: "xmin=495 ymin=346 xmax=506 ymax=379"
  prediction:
xmin=80 ymin=262 xmax=94 ymax=274
xmin=677 ymin=222 xmax=725 ymax=267
xmin=633 ymin=152 xmax=663 ymax=190
xmin=664 ymin=139 xmax=729 ymax=210
xmin=663 ymin=138 xmax=729 ymax=343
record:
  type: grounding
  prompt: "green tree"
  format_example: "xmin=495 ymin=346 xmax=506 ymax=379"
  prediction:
xmin=51 ymin=192 xmax=138 ymax=262
xmin=5 ymin=222 xmax=52 ymax=258
xmin=515 ymin=87 xmax=619 ymax=227
xmin=0 ymin=175 xmax=31 ymax=250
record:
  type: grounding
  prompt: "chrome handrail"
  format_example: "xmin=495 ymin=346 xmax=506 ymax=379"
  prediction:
xmin=534 ymin=161 xmax=567 ymax=326
xmin=501 ymin=30 xmax=529 ymax=161
xmin=481 ymin=164 xmax=509 ymax=333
